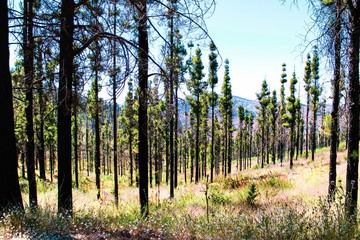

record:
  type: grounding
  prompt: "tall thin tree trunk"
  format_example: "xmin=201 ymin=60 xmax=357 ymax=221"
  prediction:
xmin=137 ymin=0 xmax=149 ymax=217
xmin=195 ymin=103 xmax=200 ymax=182
xmin=24 ymin=0 xmax=37 ymax=209
xmin=112 ymin=0 xmax=118 ymax=205
xmin=329 ymin=0 xmax=341 ymax=200
xmin=305 ymin=95 xmax=310 ymax=159
xmin=210 ymin=92 xmax=215 ymax=182
xmin=95 ymin=65 xmax=101 ymax=200
xmin=169 ymin=11 xmax=175 ymax=198
xmin=174 ymin=81 xmax=179 ymax=188
xmin=37 ymin=45 xmax=46 ymax=181
xmin=129 ymin=133 xmax=133 ymax=185
xmin=149 ymin=136 xmax=153 ymax=188
xmin=73 ymin=86 xmax=79 ymax=188
xmin=345 ymin=0 xmax=360 ymax=217
xmin=58 ymin=0 xmax=74 ymax=215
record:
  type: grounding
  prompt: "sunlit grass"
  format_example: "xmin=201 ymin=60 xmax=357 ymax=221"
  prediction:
xmin=2 ymin=149 xmax=360 ymax=239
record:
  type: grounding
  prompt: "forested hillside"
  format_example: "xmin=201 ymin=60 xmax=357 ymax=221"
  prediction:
xmin=1 ymin=0 xmax=360 ymax=239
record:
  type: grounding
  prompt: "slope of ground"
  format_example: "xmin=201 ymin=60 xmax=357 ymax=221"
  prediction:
xmin=1 ymin=148 xmax=358 ymax=239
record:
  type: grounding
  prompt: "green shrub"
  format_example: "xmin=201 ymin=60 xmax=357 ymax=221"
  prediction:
xmin=208 ymin=187 xmax=230 ymax=205
xmin=246 ymin=183 xmax=259 ymax=206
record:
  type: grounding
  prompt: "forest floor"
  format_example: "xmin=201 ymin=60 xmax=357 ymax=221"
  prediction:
xmin=1 ymin=148 xmax=359 ymax=239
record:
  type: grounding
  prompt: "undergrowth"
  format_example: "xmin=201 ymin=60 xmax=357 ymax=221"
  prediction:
xmin=3 ymin=150 xmax=358 ymax=239
xmin=1 ymin=196 xmax=358 ymax=240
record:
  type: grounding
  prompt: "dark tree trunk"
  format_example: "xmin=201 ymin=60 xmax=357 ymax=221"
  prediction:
xmin=95 ymin=66 xmax=101 ymax=200
xmin=58 ymin=0 xmax=74 ymax=215
xmin=137 ymin=0 xmax=149 ymax=217
xmin=174 ymin=81 xmax=179 ymax=188
xmin=227 ymin=128 xmax=232 ymax=174
xmin=166 ymin=135 xmax=169 ymax=183
xmin=169 ymin=8 xmax=175 ymax=198
xmin=154 ymin=134 xmax=159 ymax=185
xmin=195 ymin=102 xmax=200 ymax=182
xmin=24 ymin=0 xmax=37 ymax=209
xmin=149 ymin=135 xmax=153 ymax=188
xmin=210 ymin=91 xmax=215 ymax=182
xmin=86 ymin=120 xmax=90 ymax=176
xmin=129 ymin=133 xmax=133 ymax=185
xmin=289 ymin=122 xmax=294 ymax=169
xmin=311 ymin=106 xmax=317 ymax=161
xmin=345 ymin=0 xmax=360 ymax=217
xmin=328 ymin=0 xmax=341 ymax=200
xmin=0 ymin=0 xmax=24 ymax=211
xmin=50 ymin=145 xmax=54 ymax=182
xmin=37 ymin=45 xmax=46 ymax=181
xmin=305 ymin=94 xmax=310 ymax=159
xmin=73 ymin=85 xmax=79 ymax=189
xmin=112 ymin=0 xmax=118 ymax=204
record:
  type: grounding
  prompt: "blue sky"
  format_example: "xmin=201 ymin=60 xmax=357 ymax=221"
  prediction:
xmin=206 ymin=0 xmax=316 ymax=100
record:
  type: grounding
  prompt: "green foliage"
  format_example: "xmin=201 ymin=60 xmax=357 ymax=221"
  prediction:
xmin=338 ymin=142 xmax=346 ymax=152
xmin=279 ymin=63 xmax=288 ymax=119
xmin=303 ymin=53 xmax=312 ymax=92
xmin=219 ymin=59 xmax=232 ymax=117
xmin=208 ymin=187 xmax=230 ymax=205
xmin=283 ymin=72 xmax=298 ymax=127
xmin=310 ymin=46 xmax=322 ymax=112
xmin=246 ymin=183 xmax=259 ymax=206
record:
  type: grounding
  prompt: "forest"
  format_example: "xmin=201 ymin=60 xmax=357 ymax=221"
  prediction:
xmin=1 ymin=0 xmax=360 ymax=239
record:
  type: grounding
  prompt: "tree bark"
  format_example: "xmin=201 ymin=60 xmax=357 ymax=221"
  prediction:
xmin=0 ymin=0 xmax=24 ymax=211
xmin=137 ymin=0 xmax=149 ymax=217
xmin=58 ymin=0 xmax=74 ymax=215
xmin=24 ymin=0 xmax=37 ymax=209
xmin=328 ymin=0 xmax=341 ymax=200
xmin=112 ymin=0 xmax=118 ymax=205
xmin=345 ymin=0 xmax=360 ymax=217
xmin=94 ymin=48 xmax=101 ymax=200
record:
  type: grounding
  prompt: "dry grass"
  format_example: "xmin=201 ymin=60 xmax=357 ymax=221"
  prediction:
xmin=1 ymin=148 xmax=359 ymax=239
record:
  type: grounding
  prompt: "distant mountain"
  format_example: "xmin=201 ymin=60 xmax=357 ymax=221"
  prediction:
xmin=177 ymin=95 xmax=258 ymax=126
xmin=232 ymin=96 xmax=258 ymax=116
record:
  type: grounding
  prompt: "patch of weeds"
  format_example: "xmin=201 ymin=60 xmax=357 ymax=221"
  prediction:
xmin=221 ymin=176 xmax=241 ymax=189
xmin=266 ymin=175 xmax=292 ymax=189
xmin=77 ymin=176 xmax=92 ymax=192
xmin=37 ymin=178 xmax=55 ymax=193
xmin=338 ymin=142 xmax=346 ymax=152
xmin=208 ymin=187 xmax=230 ymax=205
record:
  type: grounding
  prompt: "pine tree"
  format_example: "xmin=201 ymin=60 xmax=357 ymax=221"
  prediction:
xmin=279 ymin=63 xmax=288 ymax=166
xmin=187 ymin=47 xmax=206 ymax=183
xmin=345 ymin=0 xmax=360 ymax=217
xmin=237 ymin=105 xmax=245 ymax=170
xmin=219 ymin=59 xmax=233 ymax=175
xmin=310 ymin=46 xmax=322 ymax=161
xmin=208 ymin=41 xmax=218 ymax=182
xmin=58 ymin=0 xmax=75 ymax=216
xmin=35 ymin=39 xmax=46 ymax=181
xmin=136 ymin=0 xmax=149 ymax=217
xmin=88 ymin=40 xmax=103 ymax=200
xmin=303 ymin=54 xmax=312 ymax=159
xmin=245 ymin=111 xmax=254 ymax=169
xmin=122 ymin=79 xmax=137 ymax=186
xmin=283 ymin=72 xmax=299 ymax=169
xmin=329 ymin=0 xmax=342 ymax=200
xmin=295 ymin=97 xmax=303 ymax=160
xmin=23 ymin=0 xmax=37 ymax=209
xmin=111 ymin=0 xmax=119 ymax=205
xmin=269 ymin=90 xmax=278 ymax=164
xmin=256 ymin=79 xmax=270 ymax=168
